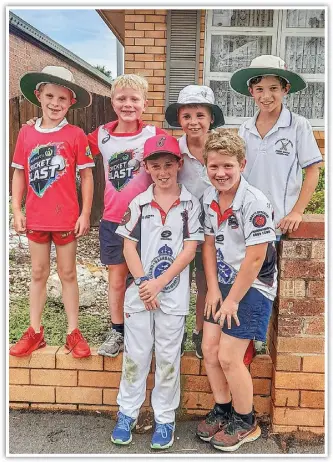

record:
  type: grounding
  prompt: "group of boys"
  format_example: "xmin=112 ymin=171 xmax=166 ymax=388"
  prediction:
xmin=10 ymin=54 xmax=322 ymax=452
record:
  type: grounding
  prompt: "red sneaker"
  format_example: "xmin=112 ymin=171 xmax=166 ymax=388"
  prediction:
xmin=243 ymin=340 xmax=256 ymax=366
xmin=65 ymin=328 xmax=91 ymax=358
xmin=10 ymin=326 xmax=46 ymax=357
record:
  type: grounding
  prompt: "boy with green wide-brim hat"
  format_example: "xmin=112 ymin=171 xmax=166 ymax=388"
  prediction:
xmin=230 ymin=55 xmax=322 ymax=238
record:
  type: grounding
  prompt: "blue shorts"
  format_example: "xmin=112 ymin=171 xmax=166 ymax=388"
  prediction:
xmin=204 ymin=284 xmax=273 ymax=342
xmin=99 ymin=219 xmax=125 ymax=265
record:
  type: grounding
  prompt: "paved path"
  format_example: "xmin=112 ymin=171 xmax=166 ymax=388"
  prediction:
xmin=8 ymin=410 xmax=325 ymax=456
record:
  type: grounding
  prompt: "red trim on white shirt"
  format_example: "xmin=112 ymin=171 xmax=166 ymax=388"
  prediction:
xmin=151 ymin=198 xmax=181 ymax=225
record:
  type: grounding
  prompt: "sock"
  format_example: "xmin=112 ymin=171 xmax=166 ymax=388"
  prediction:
xmin=112 ymin=323 xmax=124 ymax=335
xmin=214 ymin=401 xmax=232 ymax=415
xmin=234 ymin=409 xmax=253 ymax=425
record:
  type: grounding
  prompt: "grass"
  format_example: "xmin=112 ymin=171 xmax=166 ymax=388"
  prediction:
xmin=304 ymin=167 xmax=325 ymax=214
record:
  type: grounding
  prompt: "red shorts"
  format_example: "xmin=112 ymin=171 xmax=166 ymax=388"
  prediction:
xmin=26 ymin=229 xmax=76 ymax=245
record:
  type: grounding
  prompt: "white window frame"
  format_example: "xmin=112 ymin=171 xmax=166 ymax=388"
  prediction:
xmin=204 ymin=9 xmax=325 ymax=129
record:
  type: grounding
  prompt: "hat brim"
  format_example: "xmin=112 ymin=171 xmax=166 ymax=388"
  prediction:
xmin=165 ymin=103 xmax=225 ymax=129
xmin=230 ymin=67 xmax=307 ymax=97
xmin=20 ymin=72 xmax=92 ymax=109
xmin=144 ymin=150 xmax=182 ymax=161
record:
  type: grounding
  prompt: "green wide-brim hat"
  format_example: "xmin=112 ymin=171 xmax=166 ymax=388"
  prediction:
xmin=20 ymin=66 xmax=92 ymax=109
xmin=230 ymin=55 xmax=307 ymax=97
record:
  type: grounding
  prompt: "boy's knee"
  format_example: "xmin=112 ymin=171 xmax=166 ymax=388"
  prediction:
xmin=218 ymin=352 xmax=233 ymax=372
xmin=109 ymin=276 xmax=127 ymax=292
xmin=202 ymin=341 xmax=219 ymax=365
xmin=31 ymin=265 xmax=50 ymax=283
xmin=58 ymin=267 xmax=77 ymax=283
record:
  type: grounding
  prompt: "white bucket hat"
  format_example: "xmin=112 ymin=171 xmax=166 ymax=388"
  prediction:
xmin=20 ymin=66 xmax=92 ymax=109
xmin=230 ymin=55 xmax=307 ymax=97
xmin=165 ymin=85 xmax=225 ymax=128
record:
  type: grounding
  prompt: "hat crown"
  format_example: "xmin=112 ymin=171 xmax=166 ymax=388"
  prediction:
xmin=40 ymin=66 xmax=76 ymax=83
xmin=144 ymin=134 xmax=181 ymax=160
xmin=250 ymin=55 xmax=287 ymax=70
xmin=177 ymin=85 xmax=215 ymax=105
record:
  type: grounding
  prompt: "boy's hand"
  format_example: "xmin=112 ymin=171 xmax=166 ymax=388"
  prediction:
xmin=13 ymin=211 xmax=26 ymax=233
xmin=139 ymin=278 xmax=164 ymax=303
xmin=277 ymin=211 xmax=303 ymax=234
xmin=74 ymin=214 xmax=90 ymax=238
xmin=24 ymin=117 xmax=38 ymax=127
xmin=214 ymin=298 xmax=240 ymax=329
xmin=144 ymin=297 xmax=160 ymax=311
xmin=204 ymin=287 xmax=223 ymax=319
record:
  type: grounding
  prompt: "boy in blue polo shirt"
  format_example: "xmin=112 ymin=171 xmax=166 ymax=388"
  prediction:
xmin=111 ymin=134 xmax=204 ymax=450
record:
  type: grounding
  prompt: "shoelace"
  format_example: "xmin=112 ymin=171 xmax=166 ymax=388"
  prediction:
xmin=155 ymin=423 xmax=174 ymax=439
xmin=224 ymin=414 xmax=245 ymax=435
xmin=117 ymin=413 xmax=133 ymax=431
xmin=21 ymin=329 xmax=37 ymax=340
xmin=106 ymin=330 xmax=123 ymax=343
xmin=65 ymin=330 xmax=83 ymax=355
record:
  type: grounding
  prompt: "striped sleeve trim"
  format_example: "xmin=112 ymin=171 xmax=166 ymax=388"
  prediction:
xmin=11 ymin=162 xmax=24 ymax=169
xmin=77 ymin=162 xmax=95 ymax=170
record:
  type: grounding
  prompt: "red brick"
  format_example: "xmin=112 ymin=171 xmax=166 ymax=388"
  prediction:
xmin=273 ymin=407 xmax=324 ymax=426
xmin=298 ymin=426 xmax=325 ymax=435
xmin=200 ymin=361 xmax=207 ymax=376
xmin=146 ymin=15 xmax=166 ymax=23
xmin=300 ymin=391 xmax=324 ymax=408
xmin=9 ymin=346 xmax=59 ymax=369
xmin=276 ymin=337 xmax=324 ymax=354
xmin=78 ymin=371 xmax=121 ymax=388
xmin=278 ymin=299 xmax=324 ymax=317
xmin=9 ymin=403 xmax=30 ymax=410
xmin=180 ymin=354 xmax=200 ymax=375
xmin=124 ymin=61 xmax=145 ymax=69
xmin=271 ymin=423 xmax=298 ymax=433
xmin=155 ymin=39 xmax=167 ymax=46
xmin=56 ymin=347 xmax=103 ymax=371
xmin=277 ymin=316 xmax=303 ymax=336
xmin=125 ymin=14 xmax=145 ymax=22
xmin=31 ymin=403 xmax=77 ymax=411
xmin=307 ymin=280 xmax=325 ymax=298
xmin=302 ymin=356 xmax=325 ymax=373
xmin=154 ymin=23 xmax=167 ymax=31
xmin=31 ymin=369 xmax=77 ymax=386
xmin=56 ymin=387 xmax=102 ymax=404
xmin=9 ymin=368 xmax=30 ymax=384
xmin=144 ymin=46 xmax=165 ymax=54
xmin=253 ymin=395 xmax=271 ymax=415
xmin=182 ymin=391 xmax=214 ymax=409
xmin=280 ymin=260 xmax=324 ymax=279
xmin=275 ymin=355 xmax=302 ymax=371
xmin=126 ymin=30 xmax=145 ymax=38
xmin=135 ymin=23 xmax=155 ymax=31
xmin=103 ymin=389 xmax=118 ymax=405
xmin=311 ymin=241 xmax=325 ymax=259
xmin=183 ymin=375 xmax=211 ymax=392
xmin=126 ymin=45 xmax=145 ymax=54
xmin=281 ymin=241 xmax=312 ymax=259
xmin=124 ymin=22 xmax=135 ymax=31
xmin=272 ymin=388 xmax=299 ymax=407
xmin=183 ymin=409 xmax=208 ymax=417
xmin=10 ymin=385 xmax=55 ymax=403
xmin=135 ymin=54 xmax=155 ymax=62
xmin=135 ymin=38 xmax=154 ymax=46
xmin=144 ymin=61 xmax=164 ymax=69
xmin=78 ymin=404 xmax=117 ymax=415
xmin=103 ymin=354 xmax=123 ymax=372
xmin=250 ymin=355 xmax=272 ymax=378
xmin=288 ymin=216 xmax=324 ymax=239
xmin=279 ymin=279 xmax=306 ymax=298
xmin=274 ymin=372 xmax=324 ymax=390
xmin=303 ymin=317 xmax=325 ymax=335
xmin=253 ymin=378 xmax=271 ymax=395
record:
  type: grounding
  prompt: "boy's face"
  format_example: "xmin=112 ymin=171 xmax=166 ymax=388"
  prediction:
xmin=112 ymin=87 xmax=147 ymax=126
xmin=206 ymin=150 xmax=246 ymax=194
xmin=178 ymin=105 xmax=213 ymax=139
xmin=144 ymin=154 xmax=183 ymax=190
xmin=248 ymin=76 xmax=290 ymax=114
xmin=34 ymin=83 xmax=76 ymax=124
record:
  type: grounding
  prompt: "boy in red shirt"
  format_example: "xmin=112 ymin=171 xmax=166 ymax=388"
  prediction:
xmin=10 ymin=66 xmax=94 ymax=358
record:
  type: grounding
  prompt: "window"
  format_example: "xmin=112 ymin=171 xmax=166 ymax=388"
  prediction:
xmin=205 ymin=9 xmax=325 ymax=128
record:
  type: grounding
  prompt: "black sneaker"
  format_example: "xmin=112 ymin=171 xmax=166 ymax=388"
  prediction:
xmin=196 ymin=407 xmax=231 ymax=441
xmin=192 ymin=330 xmax=203 ymax=359
xmin=181 ymin=331 xmax=187 ymax=357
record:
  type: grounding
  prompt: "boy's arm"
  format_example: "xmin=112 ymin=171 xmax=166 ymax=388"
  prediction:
xmin=202 ymin=234 xmax=222 ymax=319
xmin=139 ymin=240 xmax=197 ymax=303
xmin=277 ymin=163 xmax=320 ymax=234
xmin=75 ymin=168 xmax=94 ymax=237
xmin=12 ymin=169 xmax=27 ymax=233
xmin=214 ymin=243 xmax=267 ymax=329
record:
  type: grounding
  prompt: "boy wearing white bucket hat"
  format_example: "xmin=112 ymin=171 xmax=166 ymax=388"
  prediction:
xmin=230 ymin=55 xmax=322 ymax=237
xmin=10 ymin=66 xmax=94 ymax=358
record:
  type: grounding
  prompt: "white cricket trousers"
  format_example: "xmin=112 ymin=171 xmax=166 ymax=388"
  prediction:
xmin=117 ymin=309 xmax=185 ymax=424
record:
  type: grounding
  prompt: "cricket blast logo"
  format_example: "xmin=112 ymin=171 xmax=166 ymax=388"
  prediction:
xmin=108 ymin=150 xmax=140 ymax=191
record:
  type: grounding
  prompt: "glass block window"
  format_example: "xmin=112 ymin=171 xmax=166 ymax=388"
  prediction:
xmin=205 ymin=9 xmax=325 ymax=127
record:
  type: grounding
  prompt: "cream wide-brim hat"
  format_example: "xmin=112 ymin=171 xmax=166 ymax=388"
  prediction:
xmin=230 ymin=55 xmax=307 ymax=97
xmin=20 ymin=66 xmax=92 ymax=109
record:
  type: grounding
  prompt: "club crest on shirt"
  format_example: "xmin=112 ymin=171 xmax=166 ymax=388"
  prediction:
xmin=28 ymin=143 xmax=66 ymax=198
xmin=275 ymin=138 xmax=293 ymax=156
xmin=120 ymin=207 xmax=131 ymax=226
xmin=148 ymin=244 xmax=180 ymax=293
xmin=108 ymin=150 xmax=141 ymax=191
xmin=216 ymin=249 xmax=237 ymax=284
xmin=250 ymin=211 xmax=269 ymax=228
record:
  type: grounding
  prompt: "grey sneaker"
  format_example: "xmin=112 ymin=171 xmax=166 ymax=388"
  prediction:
xmin=192 ymin=330 xmax=203 ymax=359
xmin=98 ymin=329 xmax=124 ymax=357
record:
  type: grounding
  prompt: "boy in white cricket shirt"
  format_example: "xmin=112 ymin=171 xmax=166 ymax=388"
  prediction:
xmin=230 ymin=55 xmax=322 ymax=237
xmin=110 ymin=134 xmax=204 ymax=449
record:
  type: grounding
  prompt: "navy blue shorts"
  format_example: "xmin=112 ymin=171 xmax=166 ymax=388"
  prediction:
xmin=99 ymin=219 xmax=125 ymax=266
xmin=204 ymin=284 xmax=273 ymax=342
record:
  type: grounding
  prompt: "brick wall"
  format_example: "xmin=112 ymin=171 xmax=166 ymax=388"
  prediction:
xmin=9 ymin=349 xmax=272 ymax=417
xmin=269 ymin=216 xmax=325 ymax=435
xmin=9 ymin=33 xmax=112 ymax=99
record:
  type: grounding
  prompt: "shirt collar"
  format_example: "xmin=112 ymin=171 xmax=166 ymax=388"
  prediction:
xmin=138 ymin=183 xmax=192 ymax=206
xmin=203 ymin=175 xmax=249 ymax=211
xmin=179 ymin=135 xmax=197 ymax=160
xmin=35 ymin=117 xmax=68 ymax=133
xmin=243 ymin=104 xmax=292 ymax=136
